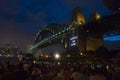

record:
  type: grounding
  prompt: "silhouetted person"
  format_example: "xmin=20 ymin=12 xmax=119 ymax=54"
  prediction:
xmin=112 ymin=60 xmax=120 ymax=80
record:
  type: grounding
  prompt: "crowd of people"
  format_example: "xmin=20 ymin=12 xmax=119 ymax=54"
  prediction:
xmin=0 ymin=60 xmax=120 ymax=80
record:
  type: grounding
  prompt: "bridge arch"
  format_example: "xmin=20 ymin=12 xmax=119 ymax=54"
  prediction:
xmin=34 ymin=24 xmax=69 ymax=44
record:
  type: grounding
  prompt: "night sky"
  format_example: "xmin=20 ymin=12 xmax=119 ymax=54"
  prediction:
xmin=0 ymin=0 xmax=119 ymax=52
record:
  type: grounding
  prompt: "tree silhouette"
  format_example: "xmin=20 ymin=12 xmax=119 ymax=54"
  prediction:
xmin=103 ymin=0 xmax=120 ymax=13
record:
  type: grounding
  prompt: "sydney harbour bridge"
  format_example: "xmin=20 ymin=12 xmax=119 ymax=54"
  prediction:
xmin=30 ymin=6 xmax=120 ymax=54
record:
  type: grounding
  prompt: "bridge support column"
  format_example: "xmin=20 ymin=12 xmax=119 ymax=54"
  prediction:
xmin=78 ymin=27 xmax=86 ymax=53
xmin=86 ymin=35 xmax=104 ymax=51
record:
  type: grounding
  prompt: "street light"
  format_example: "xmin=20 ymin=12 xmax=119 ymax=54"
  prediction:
xmin=80 ymin=52 xmax=83 ymax=56
xmin=54 ymin=53 xmax=60 ymax=59
xmin=67 ymin=54 xmax=70 ymax=58
xmin=45 ymin=55 xmax=49 ymax=58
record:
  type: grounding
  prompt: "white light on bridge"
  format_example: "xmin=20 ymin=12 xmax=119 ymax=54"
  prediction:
xmin=62 ymin=30 xmax=65 ymax=32
xmin=55 ymin=34 xmax=58 ymax=36
xmin=58 ymin=32 xmax=61 ymax=34
xmin=70 ymin=36 xmax=78 ymax=46
xmin=71 ymin=43 xmax=77 ymax=46
xmin=70 ymin=36 xmax=78 ymax=40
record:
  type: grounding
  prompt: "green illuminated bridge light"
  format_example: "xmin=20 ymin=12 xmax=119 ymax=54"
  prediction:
xmin=31 ymin=27 xmax=71 ymax=50
xmin=30 ymin=23 xmax=88 ymax=51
